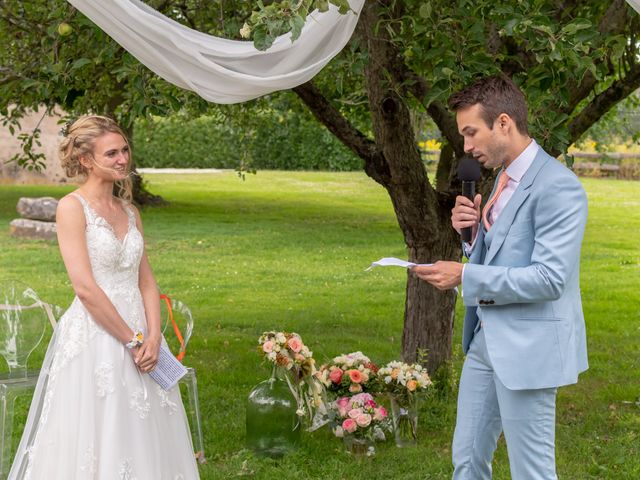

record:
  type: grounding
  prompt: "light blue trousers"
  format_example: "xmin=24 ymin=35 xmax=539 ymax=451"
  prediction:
xmin=452 ymin=326 xmax=558 ymax=480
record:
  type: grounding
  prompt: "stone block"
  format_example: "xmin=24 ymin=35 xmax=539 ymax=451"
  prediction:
xmin=16 ymin=197 xmax=58 ymax=221
xmin=9 ymin=218 xmax=57 ymax=241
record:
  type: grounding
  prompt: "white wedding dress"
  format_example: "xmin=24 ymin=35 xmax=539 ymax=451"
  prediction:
xmin=9 ymin=193 xmax=200 ymax=479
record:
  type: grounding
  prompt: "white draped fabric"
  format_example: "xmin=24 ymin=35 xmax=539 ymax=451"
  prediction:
xmin=67 ymin=0 xmax=364 ymax=104
xmin=627 ymin=0 xmax=640 ymax=13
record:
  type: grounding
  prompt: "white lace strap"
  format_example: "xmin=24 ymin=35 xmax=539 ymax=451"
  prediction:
xmin=122 ymin=201 xmax=136 ymax=226
xmin=69 ymin=192 xmax=97 ymax=224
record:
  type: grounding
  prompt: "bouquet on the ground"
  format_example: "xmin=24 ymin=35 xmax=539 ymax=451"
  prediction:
xmin=258 ymin=331 xmax=326 ymax=429
xmin=376 ymin=361 xmax=433 ymax=400
xmin=332 ymin=393 xmax=390 ymax=440
xmin=317 ymin=351 xmax=379 ymax=397
xmin=376 ymin=361 xmax=432 ymax=445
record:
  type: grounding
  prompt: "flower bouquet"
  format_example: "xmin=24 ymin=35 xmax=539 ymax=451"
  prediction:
xmin=332 ymin=393 xmax=390 ymax=456
xmin=257 ymin=331 xmax=326 ymax=428
xmin=377 ymin=361 xmax=432 ymax=447
xmin=317 ymin=351 xmax=379 ymax=397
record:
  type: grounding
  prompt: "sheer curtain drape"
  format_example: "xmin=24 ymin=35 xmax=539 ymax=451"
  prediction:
xmin=67 ymin=0 xmax=364 ymax=104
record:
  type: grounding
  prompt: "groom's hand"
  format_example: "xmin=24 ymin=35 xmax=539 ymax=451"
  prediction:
xmin=412 ymin=261 xmax=463 ymax=290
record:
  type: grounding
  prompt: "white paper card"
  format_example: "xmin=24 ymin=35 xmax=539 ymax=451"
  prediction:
xmin=149 ymin=343 xmax=188 ymax=390
xmin=365 ymin=257 xmax=433 ymax=271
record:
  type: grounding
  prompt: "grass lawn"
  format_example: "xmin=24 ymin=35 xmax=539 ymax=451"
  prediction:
xmin=0 ymin=171 xmax=638 ymax=479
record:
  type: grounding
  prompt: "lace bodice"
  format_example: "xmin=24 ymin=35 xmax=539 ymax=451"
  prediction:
xmin=71 ymin=193 xmax=144 ymax=294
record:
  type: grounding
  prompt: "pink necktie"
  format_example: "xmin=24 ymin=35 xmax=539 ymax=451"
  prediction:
xmin=482 ymin=170 xmax=510 ymax=230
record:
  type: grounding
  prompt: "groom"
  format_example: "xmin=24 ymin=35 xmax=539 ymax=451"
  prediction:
xmin=413 ymin=75 xmax=588 ymax=479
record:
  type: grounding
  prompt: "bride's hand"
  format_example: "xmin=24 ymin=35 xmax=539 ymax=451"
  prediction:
xmin=134 ymin=335 xmax=161 ymax=373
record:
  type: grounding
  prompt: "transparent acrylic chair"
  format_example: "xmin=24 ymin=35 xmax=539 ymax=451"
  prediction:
xmin=0 ymin=284 xmax=59 ymax=477
xmin=159 ymin=294 xmax=206 ymax=464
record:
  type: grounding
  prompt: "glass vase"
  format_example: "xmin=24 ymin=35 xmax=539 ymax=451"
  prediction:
xmin=389 ymin=394 xmax=418 ymax=447
xmin=246 ymin=367 xmax=301 ymax=457
xmin=342 ymin=434 xmax=375 ymax=457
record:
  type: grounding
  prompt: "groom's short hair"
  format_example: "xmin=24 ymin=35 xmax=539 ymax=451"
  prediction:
xmin=448 ymin=75 xmax=529 ymax=135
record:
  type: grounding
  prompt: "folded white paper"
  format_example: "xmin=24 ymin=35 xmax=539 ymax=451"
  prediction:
xmin=366 ymin=257 xmax=458 ymax=294
xmin=149 ymin=343 xmax=188 ymax=390
xmin=366 ymin=257 xmax=433 ymax=271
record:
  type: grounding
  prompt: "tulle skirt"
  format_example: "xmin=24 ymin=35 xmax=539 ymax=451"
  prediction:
xmin=9 ymin=292 xmax=200 ymax=480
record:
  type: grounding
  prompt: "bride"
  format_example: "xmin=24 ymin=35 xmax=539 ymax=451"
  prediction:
xmin=9 ymin=115 xmax=200 ymax=479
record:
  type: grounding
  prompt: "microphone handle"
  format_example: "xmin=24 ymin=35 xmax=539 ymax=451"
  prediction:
xmin=461 ymin=181 xmax=475 ymax=243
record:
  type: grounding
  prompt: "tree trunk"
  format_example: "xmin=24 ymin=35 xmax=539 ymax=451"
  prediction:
xmin=120 ymin=120 xmax=167 ymax=206
xmin=361 ymin=2 xmax=460 ymax=373
xmin=403 ymin=244 xmax=458 ymax=370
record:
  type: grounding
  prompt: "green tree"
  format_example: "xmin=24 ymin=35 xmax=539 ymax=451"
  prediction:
xmin=2 ymin=0 xmax=639 ymax=373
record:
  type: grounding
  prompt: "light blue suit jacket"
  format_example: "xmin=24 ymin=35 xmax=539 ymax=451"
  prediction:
xmin=462 ymin=148 xmax=588 ymax=390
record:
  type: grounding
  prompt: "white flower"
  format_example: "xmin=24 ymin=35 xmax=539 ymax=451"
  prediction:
xmin=296 ymin=408 xmax=305 ymax=417
xmin=334 ymin=426 xmax=344 ymax=438
xmin=268 ymin=352 xmax=277 ymax=361
xmin=240 ymin=22 xmax=251 ymax=39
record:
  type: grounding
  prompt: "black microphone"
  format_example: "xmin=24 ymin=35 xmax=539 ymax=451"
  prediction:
xmin=456 ymin=155 xmax=481 ymax=243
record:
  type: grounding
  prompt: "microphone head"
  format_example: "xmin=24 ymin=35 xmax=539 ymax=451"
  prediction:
xmin=457 ymin=155 xmax=481 ymax=181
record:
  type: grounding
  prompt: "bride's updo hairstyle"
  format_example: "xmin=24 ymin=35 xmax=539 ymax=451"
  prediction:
xmin=59 ymin=115 xmax=133 ymax=203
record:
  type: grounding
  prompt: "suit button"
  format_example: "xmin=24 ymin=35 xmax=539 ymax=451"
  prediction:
xmin=489 ymin=300 xmax=495 ymax=305
xmin=479 ymin=300 xmax=486 ymax=305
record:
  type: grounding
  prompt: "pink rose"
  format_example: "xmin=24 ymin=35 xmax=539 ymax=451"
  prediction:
xmin=342 ymin=418 xmax=357 ymax=433
xmin=329 ymin=368 xmax=343 ymax=384
xmin=364 ymin=399 xmax=376 ymax=409
xmin=287 ymin=337 xmax=303 ymax=353
xmin=347 ymin=369 xmax=364 ymax=384
xmin=262 ymin=341 xmax=274 ymax=353
xmin=295 ymin=353 xmax=305 ymax=362
xmin=373 ymin=406 xmax=387 ymax=421
xmin=356 ymin=414 xmax=372 ymax=428
xmin=336 ymin=397 xmax=350 ymax=417
xmin=348 ymin=408 xmax=363 ymax=419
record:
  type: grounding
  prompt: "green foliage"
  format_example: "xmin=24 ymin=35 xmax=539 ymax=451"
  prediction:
xmin=133 ymin=106 xmax=362 ymax=171
xmin=243 ymin=0 xmax=353 ymax=50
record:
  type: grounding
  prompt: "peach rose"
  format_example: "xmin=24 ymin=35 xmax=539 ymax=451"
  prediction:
xmin=347 ymin=369 xmax=364 ymax=384
xmin=356 ymin=414 xmax=372 ymax=428
xmin=349 ymin=383 xmax=363 ymax=393
xmin=262 ymin=340 xmax=274 ymax=353
xmin=391 ymin=368 xmax=400 ymax=380
xmin=329 ymin=368 xmax=343 ymax=384
xmin=287 ymin=337 xmax=303 ymax=353
xmin=342 ymin=418 xmax=357 ymax=433
xmin=407 ymin=380 xmax=418 ymax=392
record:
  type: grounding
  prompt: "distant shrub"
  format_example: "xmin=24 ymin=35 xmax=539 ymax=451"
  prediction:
xmin=133 ymin=112 xmax=363 ymax=171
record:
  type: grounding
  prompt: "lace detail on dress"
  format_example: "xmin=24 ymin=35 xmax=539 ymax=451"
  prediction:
xmin=95 ymin=362 xmax=115 ymax=397
xmin=119 ymin=458 xmax=137 ymax=480
xmin=156 ymin=385 xmax=178 ymax=415
xmin=80 ymin=444 xmax=98 ymax=474
xmin=129 ymin=388 xmax=151 ymax=419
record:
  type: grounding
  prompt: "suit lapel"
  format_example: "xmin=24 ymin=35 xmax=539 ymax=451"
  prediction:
xmin=483 ymin=150 xmax=550 ymax=265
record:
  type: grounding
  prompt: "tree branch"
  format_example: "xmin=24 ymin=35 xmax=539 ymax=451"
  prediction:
xmin=568 ymin=63 xmax=640 ymax=147
xmin=391 ymin=62 xmax=464 ymax=157
xmin=292 ymin=81 xmax=389 ymax=184
xmin=560 ymin=0 xmax=631 ymax=115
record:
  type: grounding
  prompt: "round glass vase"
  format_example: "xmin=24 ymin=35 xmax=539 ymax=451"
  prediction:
xmin=342 ymin=434 xmax=375 ymax=457
xmin=389 ymin=394 xmax=418 ymax=447
xmin=246 ymin=367 xmax=301 ymax=457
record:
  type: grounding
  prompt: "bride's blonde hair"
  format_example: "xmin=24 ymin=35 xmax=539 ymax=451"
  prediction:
xmin=59 ymin=115 xmax=133 ymax=203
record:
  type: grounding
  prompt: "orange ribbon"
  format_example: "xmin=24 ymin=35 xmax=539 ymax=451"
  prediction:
xmin=160 ymin=294 xmax=186 ymax=362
